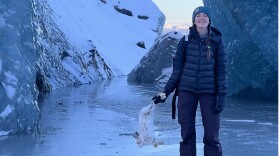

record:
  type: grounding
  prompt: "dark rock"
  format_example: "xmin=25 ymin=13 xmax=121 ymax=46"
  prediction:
xmin=114 ymin=5 xmax=133 ymax=16
xmin=137 ymin=15 xmax=149 ymax=20
xmin=36 ymin=69 xmax=52 ymax=92
xmin=61 ymin=51 xmax=71 ymax=60
xmin=136 ymin=41 xmax=146 ymax=49
xmin=203 ymin=0 xmax=278 ymax=101
xmin=100 ymin=0 xmax=106 ymax=4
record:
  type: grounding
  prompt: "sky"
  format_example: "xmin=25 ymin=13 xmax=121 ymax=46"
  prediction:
xmin=151 ymin=0 xmax=204 ymax=25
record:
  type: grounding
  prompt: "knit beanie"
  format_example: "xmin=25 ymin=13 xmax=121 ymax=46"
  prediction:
xmin=192 ymin=6 xmax=211 ymax=23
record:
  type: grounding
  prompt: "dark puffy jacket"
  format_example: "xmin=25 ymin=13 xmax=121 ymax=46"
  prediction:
xmin=164 ymin=26 xmax=227 ymax=96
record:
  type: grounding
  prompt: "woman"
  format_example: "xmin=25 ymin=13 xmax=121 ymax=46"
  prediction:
xmin=153 ymin=6 xmax=227 ymax=156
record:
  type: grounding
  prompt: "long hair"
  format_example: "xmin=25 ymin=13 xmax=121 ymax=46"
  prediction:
xmin=193 ymin=24 xmax=212 ymax=62
xmin=205 ymin=25 xmax=211 ymax=62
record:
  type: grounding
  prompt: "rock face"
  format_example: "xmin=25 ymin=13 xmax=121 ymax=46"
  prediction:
xmin=203 ymin=0 xmax=277 ymax=100
xmin=127 ymin=32 xmax=184 ymax=84
xmin=33 ymin=1 xmax=118 ymax=92
xmin=0 ymin=0 xmax=39 ymax=135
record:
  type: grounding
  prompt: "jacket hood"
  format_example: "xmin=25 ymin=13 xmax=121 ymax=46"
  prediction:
xmin=209 ymin=26 xmax=222 ymax=43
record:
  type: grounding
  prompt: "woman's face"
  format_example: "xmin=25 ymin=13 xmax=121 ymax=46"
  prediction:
xmin=194 ymin=13 xmax=210 ymax=28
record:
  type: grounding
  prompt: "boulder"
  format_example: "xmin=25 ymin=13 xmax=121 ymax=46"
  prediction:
xmin=204 ymin=0 xmax=278 ymax=100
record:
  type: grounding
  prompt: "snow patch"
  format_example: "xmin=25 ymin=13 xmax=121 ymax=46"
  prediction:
xmin=0 ymin=131 xmax=10 ymax=137
xmin=156 ymin=67 xmax=172 ymax=84
xmin=1 ymin=71 xmax=18 ymax=99
xmin=0 ymin=105 xmax=13 ymax=118
xmin=4 ymin=71 xmax=18 ymax=85
xmin=0 ymin=59 xmax=2 ymax=73
xmin=1 ymin=83 xmax=16 ymax=99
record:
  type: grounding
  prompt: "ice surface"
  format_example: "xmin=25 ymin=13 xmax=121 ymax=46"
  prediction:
xmin=225 ymin=119 xmax=255 ymax=123
xmin=0 ymin=77 xmax=277 ymax=156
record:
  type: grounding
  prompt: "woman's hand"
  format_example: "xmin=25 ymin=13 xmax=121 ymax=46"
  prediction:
xmin=214 ymin=94 xmax=226 ymax=114
xmin=152 ymin=93 xmax=167 ymax=104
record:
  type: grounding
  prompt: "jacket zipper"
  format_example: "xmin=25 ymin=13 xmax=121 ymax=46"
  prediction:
xmin=196 ymin=42 xmax=202 ymax=91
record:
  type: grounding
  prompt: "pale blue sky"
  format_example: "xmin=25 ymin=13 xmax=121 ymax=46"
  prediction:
xmin=152 ymin=0 xmax=204 ymax=24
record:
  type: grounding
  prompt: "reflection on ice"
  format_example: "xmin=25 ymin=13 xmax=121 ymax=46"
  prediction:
xmin=225 ymin=119 xmax=255 ymax=123
xmin=258 ymin=122 xmax=273 ymax=126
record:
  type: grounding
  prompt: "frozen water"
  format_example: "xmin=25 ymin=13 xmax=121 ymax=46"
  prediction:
xmin=0 ymin=77 xmax=277 ymax=156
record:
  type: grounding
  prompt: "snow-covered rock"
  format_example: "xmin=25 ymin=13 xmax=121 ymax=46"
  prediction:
xmin=127 ymin=31 xmax=184 ymax=84
xmin=34 ymin=0 xmax=165 ymax=91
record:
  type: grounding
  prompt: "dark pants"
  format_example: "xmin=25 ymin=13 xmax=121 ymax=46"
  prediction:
xmin=177 ymin=91 xmax=222 ymax=156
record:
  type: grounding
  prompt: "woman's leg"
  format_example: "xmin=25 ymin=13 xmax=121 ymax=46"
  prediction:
xmin=178 ymin=91 xmax=198 ymax=156
xmin=199 ymin=93 xmax=222 ymax=156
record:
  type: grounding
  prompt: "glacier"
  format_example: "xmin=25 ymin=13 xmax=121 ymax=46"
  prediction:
xmin=0 ymin=0 xmax=40 ymax=135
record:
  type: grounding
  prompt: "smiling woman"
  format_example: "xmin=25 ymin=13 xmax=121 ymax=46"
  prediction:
xmin=152 ymin=6 xmax=227 ymax=156
xmin=151 ymin=0 xmax=203 ymax=25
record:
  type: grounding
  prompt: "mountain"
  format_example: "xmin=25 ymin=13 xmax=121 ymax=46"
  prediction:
xmin=162 ymin=23 xmax=191 ymax=35
xmin=0 ymin=0 xmax=165 ymax=135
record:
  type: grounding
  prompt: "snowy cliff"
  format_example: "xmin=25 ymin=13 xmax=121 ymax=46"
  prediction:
xmin=0 ymin=0 xmax=165 ymax=135
xmin=34 ymin=0 xmax=165 ymax=91
xmin=203 ymin=0 xmax=277 ymax=100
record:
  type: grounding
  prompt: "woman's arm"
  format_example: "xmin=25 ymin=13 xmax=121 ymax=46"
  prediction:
xmin=163 ymin=37 xmax=186 ymax=96
xmin=216 ymin=38 xmax=228 ymax=95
